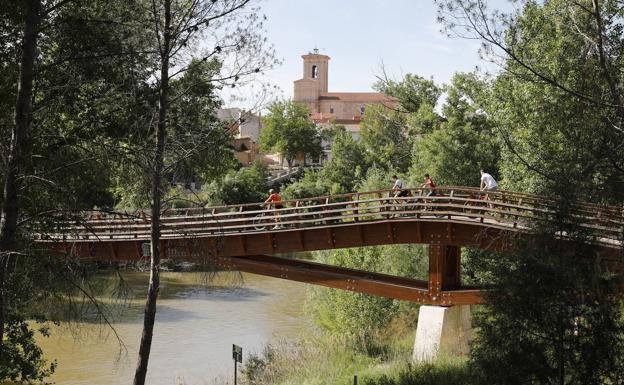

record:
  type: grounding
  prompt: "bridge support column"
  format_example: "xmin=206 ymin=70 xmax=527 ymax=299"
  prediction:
xmin=412 ymin=305 xmax=472 ymax=362
xmin=413 ymin=244 xmax=472 ymax=362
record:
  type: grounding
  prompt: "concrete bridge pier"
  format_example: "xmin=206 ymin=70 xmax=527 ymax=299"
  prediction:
xmin=413 ymin=244 xmax=473 ymax=362
xmin=412 ymin=304 xmax=472 ymax=362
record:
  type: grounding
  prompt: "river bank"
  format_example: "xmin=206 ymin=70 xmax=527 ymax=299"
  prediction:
xmin=236 ymin=308 xmax=471 ymax=385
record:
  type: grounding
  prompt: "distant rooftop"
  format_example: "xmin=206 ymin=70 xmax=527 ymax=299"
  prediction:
xmin=318 ymin=92 xmax=396 ymax=103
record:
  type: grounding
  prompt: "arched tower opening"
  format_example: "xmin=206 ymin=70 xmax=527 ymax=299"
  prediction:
xmin=293 ymin=50 xmax=330 ymax=106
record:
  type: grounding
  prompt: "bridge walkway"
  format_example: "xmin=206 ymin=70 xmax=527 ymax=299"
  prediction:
xmin=40 ymin=187 xmax=624 ymax=305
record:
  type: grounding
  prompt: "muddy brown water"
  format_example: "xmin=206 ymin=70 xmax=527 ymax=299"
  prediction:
xmin=36 ymin=271 xmax=309 ymax=385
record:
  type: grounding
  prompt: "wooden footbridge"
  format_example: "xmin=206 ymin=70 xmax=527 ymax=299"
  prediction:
xmin=40 ymin=187 xmax=624 ymax=306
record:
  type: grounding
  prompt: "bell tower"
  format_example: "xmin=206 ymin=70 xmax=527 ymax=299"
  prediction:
xmin=302 ymin=48 xmax=329 ymax=93
xmin=293 ymin=49 xmax=330 ymax=106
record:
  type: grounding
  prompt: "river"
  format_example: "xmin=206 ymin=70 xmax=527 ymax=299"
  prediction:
xmin=36 ymin=271 xmax=309 ymax=385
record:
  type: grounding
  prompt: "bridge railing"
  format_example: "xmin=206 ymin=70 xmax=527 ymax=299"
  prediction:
xmin=39 ymin=187 xmax=624 ymax=248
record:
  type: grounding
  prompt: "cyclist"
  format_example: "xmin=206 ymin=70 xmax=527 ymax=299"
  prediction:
xmin=480 ymin=169 xmax=498 ymax=209
xmin=263 ymin=188 xmax=283 ymax=229
xmin=420 ymin=173 xmax=437 ymax=212
xmin=422 ymin=173 xmax=436 ymax=197
xmin=390 ymin=175 xmax=410 ymax=216
xmin=480 ymin=169 xmax=497 ymax=192
xmin=391 ymin=175 xmax=409 ymax=199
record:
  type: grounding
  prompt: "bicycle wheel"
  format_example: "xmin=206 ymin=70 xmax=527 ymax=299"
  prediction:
xmin=253 ymin=213 xmax=268 ymax=231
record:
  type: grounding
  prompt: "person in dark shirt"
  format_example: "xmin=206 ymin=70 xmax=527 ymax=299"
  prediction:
xmin=422 ymin=173 xmax=436 ymax=197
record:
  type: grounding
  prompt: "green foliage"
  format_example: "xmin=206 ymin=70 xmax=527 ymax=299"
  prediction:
xmin=319 ymin=128 xmax=369 ymax=194
xmin=362 ymin=362 xmax=473 ymax=385
xmin=360 ymin=105 xmax=412 ymax=172
xmin=411 ymin=73 xmax=499 ymax=187
xmin=259 ymin=100 xmax=322 ymax=168
xmin=203 ymin=161 xmax=270 ymax=205
xmin=356 ymin=166 xmax=399 ymax=192
xmin=478 ymin=0 xmax=624 ymax=199
xmin=406 ymin=103 xmax=441 ymax=136
xmin=283 ymin=127 xmax=370 ymax=197
xmin=282 ymin=170 xmax=330 ymax=200
xmin=469 ymin=229 xmax=624 ymax=385
xmin=240 ymin=336 xmax=380 ymax=385
xmin=375 ymin=73 xmax=442 ymax=114
xmin=433 ymin=1 xmax=624 ymax=382
xmin=307 ymin=245 xmax=427 ymax=349
xmin=0 ymin=316 xmax=56 ymax=385
xmin=240 ymin=328 xmax=469 ymax=385
xmin=167 ymin=59 xmax=237 ymax=184
xmin=1 ymin=0 xmax=270 ymax=380
xmin=110 ymin=59 xmax=237 ymax=209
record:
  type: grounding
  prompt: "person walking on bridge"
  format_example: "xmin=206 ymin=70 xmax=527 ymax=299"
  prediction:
xmin=263 ymin=188 xmax=283 ymax=229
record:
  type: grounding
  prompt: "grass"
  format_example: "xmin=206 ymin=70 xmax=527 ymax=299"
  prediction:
xmin=359 ymin=359 xmax=473 ymax=385
xmin=238 ymin=310 xmax=472 ymax=385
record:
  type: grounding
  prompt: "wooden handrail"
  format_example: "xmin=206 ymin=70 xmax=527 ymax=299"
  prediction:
xmin=35 ymin=187 xmax=624 ymax=250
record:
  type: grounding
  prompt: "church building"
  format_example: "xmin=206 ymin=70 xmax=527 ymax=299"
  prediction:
xmin=293 ymin=49 xmax=397 ymax=140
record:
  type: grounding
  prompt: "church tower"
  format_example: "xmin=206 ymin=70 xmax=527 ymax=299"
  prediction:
xmin=293 ymin=49 xmax=330 ymax=110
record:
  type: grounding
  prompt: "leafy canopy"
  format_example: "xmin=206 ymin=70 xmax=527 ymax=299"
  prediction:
xmin=259 ymin=100 xmax=322 ymax=167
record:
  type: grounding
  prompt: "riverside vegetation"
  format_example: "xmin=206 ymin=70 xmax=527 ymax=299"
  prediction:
xmin=2 ymin=0 xmax=624 ymax=384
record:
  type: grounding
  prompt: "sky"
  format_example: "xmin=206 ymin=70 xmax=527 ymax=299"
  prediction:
xmin=222 ymin=0 xmax=509 ymax=108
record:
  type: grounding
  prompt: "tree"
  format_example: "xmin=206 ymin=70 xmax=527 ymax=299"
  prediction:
xmin=308 ymin=245 xmax=426 ymax=350
xmin=259 ymin=100 xmax=322 ymax=169
xmin=282 ymin=170 xmax=330 ymax=200
xmin=436 ymin=0 xmax=624 ymax=201
xmin=0 ymin=1 xmax=147 ymax=379
xmin=375 ymin=73 xmax=442 ymax=115
xmin=128 ymin=1 xmax=275 ymax=383
xmin=359 ymin=105 xmax=411 ymax=172
xmin=0 ymin=0 xmax=41 ymax=356
xmin=203 ymin=161 xmax=270 ymax=205
xmin=318 ymin=127 xmax=369 ymax=194
xmin=435 ymin=1 xmax=624 ymax=382
xmin=411 ymin=73 xmax=499 ymax=186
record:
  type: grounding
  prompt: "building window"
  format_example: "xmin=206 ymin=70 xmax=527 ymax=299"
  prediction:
xmin=330 ymin=107 xmax=334 ymax=114
xmin=360 ymin=105 xmax=365 ymax=115
xmin=312 ymin=65 xmax=318 ymax=79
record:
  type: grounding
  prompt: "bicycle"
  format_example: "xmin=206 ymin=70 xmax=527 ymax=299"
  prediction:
xmin=252 ymin=205 xmax=274 ymax=231
xmin=413 ymin=189 xmax=446 ymax=218
xmin=385 ymin=190 xmax=415 ymax=218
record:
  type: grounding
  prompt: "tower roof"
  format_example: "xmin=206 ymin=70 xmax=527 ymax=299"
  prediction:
xmin=302 ymin=52 xmax=330 ymax=60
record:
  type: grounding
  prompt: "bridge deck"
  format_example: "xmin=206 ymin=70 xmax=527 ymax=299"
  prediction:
xmin=39 ymin=187 xmax=624 ymax=306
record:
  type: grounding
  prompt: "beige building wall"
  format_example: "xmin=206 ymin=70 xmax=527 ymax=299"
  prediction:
xmin=293 ymin=51 xmax=330 ymax=109
xmin=318 ymin=100 xmax=366 ymax=119
xmin=293 ymin=51 xmax=396 ymax=120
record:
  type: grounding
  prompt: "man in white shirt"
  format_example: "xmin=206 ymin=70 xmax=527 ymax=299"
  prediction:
xmin=480 ymin=170 xmax=498 ymax=192
xmin=391 ymin=175 xmax=408 ymax=198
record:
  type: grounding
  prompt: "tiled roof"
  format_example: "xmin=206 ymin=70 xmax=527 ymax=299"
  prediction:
xmin=310 ymin=112 xmax=363 ymax=125
xmin=318 ymin=92 xmax=396 ymax=102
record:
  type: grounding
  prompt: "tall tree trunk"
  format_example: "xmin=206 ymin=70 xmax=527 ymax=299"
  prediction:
xmin=0 ymin=0 xmax=40 ymax=354
xmin=133 ymin=1 xmax=171 ymax=383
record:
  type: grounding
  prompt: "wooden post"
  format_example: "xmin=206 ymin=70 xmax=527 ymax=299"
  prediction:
xmin=295 ymin=200 xmax=301 ymax=228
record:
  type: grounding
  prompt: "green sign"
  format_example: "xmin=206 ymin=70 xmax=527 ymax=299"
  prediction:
xmin=232 ymin=344 xmax=243 ymax=363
